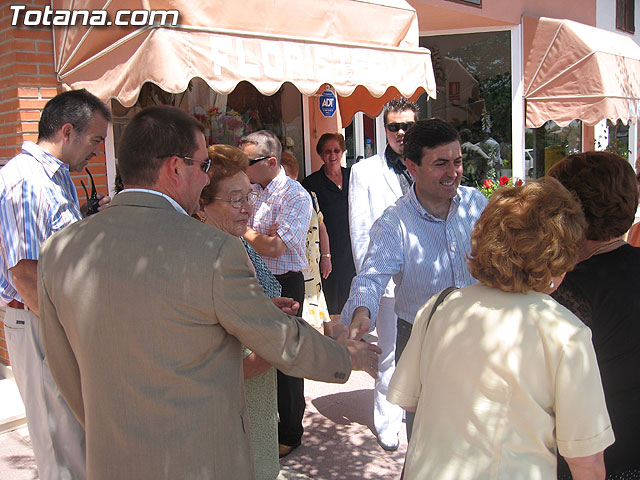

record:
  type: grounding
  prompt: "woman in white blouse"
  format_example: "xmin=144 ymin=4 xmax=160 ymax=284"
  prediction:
xmin=388 ymin=177 xmax=614 ymax=480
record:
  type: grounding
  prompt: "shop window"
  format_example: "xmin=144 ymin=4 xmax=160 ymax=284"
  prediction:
xmin=343 ymin=122 xmax=358 ymax=167
xmin=524 ymin=120 xmax=582 ymax=178
xmin=617 ymin=0 xmax=635 ymax=34
xmin=600 ymin=120 xmax=630 ymax=159
xmin=343 ymin=112 xmax=378 ymax=167
xmin=111 ymin=79 xmax=304 ymax=176
xmin=421 ymin=31 xmax=511 ymax=186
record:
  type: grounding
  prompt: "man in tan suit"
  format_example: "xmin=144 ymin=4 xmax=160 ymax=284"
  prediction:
xmin=37 ymin=105 xmax=380 ymax=480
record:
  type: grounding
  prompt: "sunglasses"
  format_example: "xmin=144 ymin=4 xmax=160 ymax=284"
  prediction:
xmin=161 ymin=154 xmax=211 ymax=173
xmin=249 ymin=155 xmax=271 ymax=166
xmin=385 ymin=122 xmax=414 ymax=133
xmin=323 ymin=148 xmax=342 ymax=155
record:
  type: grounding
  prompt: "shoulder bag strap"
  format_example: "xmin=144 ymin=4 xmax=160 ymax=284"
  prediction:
xmin=425 ymin=286 xmax=459 ymax=332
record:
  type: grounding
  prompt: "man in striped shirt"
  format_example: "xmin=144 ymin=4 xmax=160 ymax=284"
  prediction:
xmin=341 ymin=118 xmax=488 ymax=439
xmin=241 ymin=130 xmax=313 ymax=458
xmin=0 ymin=89 xmax=111 ymax=480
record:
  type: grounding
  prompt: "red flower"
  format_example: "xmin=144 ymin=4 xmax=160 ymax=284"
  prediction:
xmin=483 ymin=179 xmax=494 ymax=188
xmin=515 ymin=178 xmax=523 ymax=186
xmin=499 ymin=176 xmax=509 ymax=186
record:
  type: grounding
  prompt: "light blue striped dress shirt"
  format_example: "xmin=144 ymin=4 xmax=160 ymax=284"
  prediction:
xmin=341 ymin=185 xmax=487 ymax=329
xmin=0 ymin=141 xmax=82 ymax=304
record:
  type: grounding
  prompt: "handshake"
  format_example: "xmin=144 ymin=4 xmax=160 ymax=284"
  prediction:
xmin=272 ymin=297 xmax=381 ymax=378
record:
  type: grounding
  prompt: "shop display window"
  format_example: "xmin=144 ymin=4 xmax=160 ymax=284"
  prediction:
xmin=420 ymin=31 xmax=512 ymax=186
xmin=525 ymin=120 xmax=582 ymax=178
xmin=602 ymin=120 xmax=630 ymax=160
xmin=344 ymin=113 xmax=378 ymax=167
xmin=111 ymin=79 xmax=304 ymax=175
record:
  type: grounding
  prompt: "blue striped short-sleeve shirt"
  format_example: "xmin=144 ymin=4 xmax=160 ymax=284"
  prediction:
xmin=0 ymin=141 xmax=81 ymax=304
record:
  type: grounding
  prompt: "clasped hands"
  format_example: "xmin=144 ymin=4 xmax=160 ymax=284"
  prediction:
xmin=271 ymin=298 xmax=381 ymax=379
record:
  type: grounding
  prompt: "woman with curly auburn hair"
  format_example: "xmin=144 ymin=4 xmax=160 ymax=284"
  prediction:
xmin=467 ymin=178 xmax=585 ymax=293
xmin=388 ymin=177 xmax=614 ymax=480
xmin=548 ymin=151 xmax=640 ymax=480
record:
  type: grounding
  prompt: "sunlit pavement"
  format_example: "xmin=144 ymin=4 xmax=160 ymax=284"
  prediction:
xmin=279 ymin=368 xmax=407 ymax=480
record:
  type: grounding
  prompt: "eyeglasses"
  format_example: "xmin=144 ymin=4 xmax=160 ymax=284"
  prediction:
xmin=214 ymin=191 xmax=258 ymax=209
xmin=161 ymin=154 xmax=211 ymax=173
xmin=322 ymin=148 xmax=342 ymax=155
xmin=385 ymin=122 xmax=414 ymax=133
xmin=248 ymin=155 xmax=271 ymax=166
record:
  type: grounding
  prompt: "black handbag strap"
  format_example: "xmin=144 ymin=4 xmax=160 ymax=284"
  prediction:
xmin=425 ymin=286 xmax=458 ymax=331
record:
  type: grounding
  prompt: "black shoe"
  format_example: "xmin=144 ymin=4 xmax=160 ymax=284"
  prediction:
xmin=278 ymin=441 xmax=301 ymax=458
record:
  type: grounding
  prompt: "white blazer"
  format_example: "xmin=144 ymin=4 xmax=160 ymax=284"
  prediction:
xmin=348 ymin=152 xmax=403 ymax=298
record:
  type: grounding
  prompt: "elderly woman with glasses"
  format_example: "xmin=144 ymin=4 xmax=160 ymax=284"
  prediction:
xmin=388 ymin=177 xmax=614 ymax=480
xmin=197 ymin=144 xmax=284 ymax=480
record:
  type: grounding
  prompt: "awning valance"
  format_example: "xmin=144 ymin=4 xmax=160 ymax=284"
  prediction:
xmin=53 ymin=0 xmax=436 ymax=117
xmin=523 ymin=15 xmax=640 ymax=128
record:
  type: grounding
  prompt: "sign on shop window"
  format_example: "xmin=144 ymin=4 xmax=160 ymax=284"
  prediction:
xmin=319 ymin=88 xmax=337 ymax=117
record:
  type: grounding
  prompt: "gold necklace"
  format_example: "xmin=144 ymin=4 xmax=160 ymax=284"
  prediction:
xmin=587 ymin=238 xmax=625 ymax=259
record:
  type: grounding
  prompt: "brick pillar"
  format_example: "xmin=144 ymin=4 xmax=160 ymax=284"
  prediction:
xmin=0 ymin=1 xmax=108 ymax=366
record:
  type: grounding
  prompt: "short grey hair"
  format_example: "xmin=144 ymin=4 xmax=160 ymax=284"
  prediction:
xmin=241 ymin=130 xmax=282 ymax=163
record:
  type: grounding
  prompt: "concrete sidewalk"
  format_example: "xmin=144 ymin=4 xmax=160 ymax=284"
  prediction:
xmin=279 ymin=370 xmax=407 ymax=479
xmin=1 ymin=354 xmax=406 ymax=479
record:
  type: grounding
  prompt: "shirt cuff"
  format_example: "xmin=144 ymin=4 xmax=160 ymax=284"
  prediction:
xmin=557 ymin=425 xmax=615 ymax=459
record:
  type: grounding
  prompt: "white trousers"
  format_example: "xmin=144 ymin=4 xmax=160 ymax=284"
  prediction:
xmin=373 ymin=296 xmax=403 ymax=438
xmin=4 ymin=307 xmax=86 ymax=480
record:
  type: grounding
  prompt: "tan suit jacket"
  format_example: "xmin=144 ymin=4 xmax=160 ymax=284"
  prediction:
xmin=38 ymin=192 xmax=352 ymax=480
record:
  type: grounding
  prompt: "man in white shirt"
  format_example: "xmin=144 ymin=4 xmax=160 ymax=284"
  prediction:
xmin=347 ymin=98 xmax=418 ymax=451
xmin=343 ymin=118 xmax=487 ymax=440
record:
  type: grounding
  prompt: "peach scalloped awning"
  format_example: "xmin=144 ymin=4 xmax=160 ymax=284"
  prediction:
xmin=524 ymin=15 xmax=640 ymax=128
xmin=53 ymin=0 xmax=436 ymax=117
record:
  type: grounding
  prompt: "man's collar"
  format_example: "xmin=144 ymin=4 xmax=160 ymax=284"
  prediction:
xmin=119 ymin=188 xmax=188 ymax=215
xmin=384 ymin=144 xmax=404 ymax=169
xmin=408 ymin=184 xmax=461 ymax=221
xmin=256 ymin=167 xmax=286 ymax=192
xmin=22 ymin=141 xmax=68 ymax=179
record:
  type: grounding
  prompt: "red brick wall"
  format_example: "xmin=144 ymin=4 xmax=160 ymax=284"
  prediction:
xmin=0 ymin=0 xmax=108 ymax=365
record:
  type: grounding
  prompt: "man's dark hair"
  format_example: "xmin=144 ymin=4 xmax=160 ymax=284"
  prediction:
xmin=382 ymin=97 xmax=419 ymax=124
xmin=403 ymin=118 xmax=461 ymax=166
xmin=38 ymin=89 xmax=112 ymax=141
xmin=118 ymin=105 xmax=205 ymax=186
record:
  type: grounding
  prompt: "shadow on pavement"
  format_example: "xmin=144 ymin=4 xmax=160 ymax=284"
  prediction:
xmin=279 ymin=389 xmax=405 ymax=480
